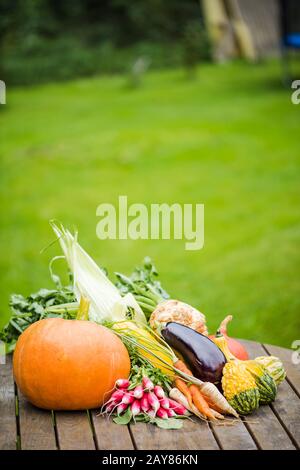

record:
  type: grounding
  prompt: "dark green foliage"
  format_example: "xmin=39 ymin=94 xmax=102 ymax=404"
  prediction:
xmin=115 ymin=257 xmax=169 ymax=319
xmin=182 ymin=20 xmax=211 ymax=77
xmin=0 ymin=0 xmax=211 ymax=85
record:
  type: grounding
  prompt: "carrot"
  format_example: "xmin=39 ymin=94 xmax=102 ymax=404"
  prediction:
xmin=199 ymin=382 xmax=239 ymax=418
xmin=174 ymin=359 xmax=193 ymax=376
xmin=209 ymin=408 xmax=225 ymax=420
xmin=190 ymin=403 xmax=206 ymax=420
xmin=201 ymin=396 xmax=223 ymax=413
xmin=174 ymin=377 xmax=193 ymax=408
xmin=190 ymin=389 xmax=224 ymax=418
xmin=169 ymin=388 xmax=206 ymax=420
xmin=174 ymin=358 xmax=233 ymax=420
xmin=189 ymin=384 xmax=216 ymax=420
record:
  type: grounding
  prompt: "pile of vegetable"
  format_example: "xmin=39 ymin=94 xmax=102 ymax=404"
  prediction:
xmin=102 ymin=376 xmax=189 ymax=430
xmin=0 ymin=221 xmax=286 ymax=428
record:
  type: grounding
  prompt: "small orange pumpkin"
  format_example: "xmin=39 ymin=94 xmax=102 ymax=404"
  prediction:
xmin=13 ymin=318 xmax=130 ymax=410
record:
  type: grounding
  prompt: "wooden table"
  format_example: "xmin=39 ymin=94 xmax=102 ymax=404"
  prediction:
xmin=1 ymin=340 xmax=299 ymax=451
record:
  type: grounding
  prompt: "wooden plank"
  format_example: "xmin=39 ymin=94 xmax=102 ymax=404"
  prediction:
xmin=56 ymin=411 xmax=95 ymax=450
xmin=0 ymin=354 xmax=16 ymax=450
xmin=91 ymin=412 xmax=134 ymax=450
xmin=211 ymin=419 xmax=257 ymax=450
xmin=270 ymin=379 xmax=300 ymax=449
xmin=18 ymin=394 xmax=57 ymax=450
xmin=261 ymin=343 xmax=300 ymax=449
xmin=264 ymin=343 xmax=300 ymax=396
xmin=130 ymin=418 xmax=220 ymax=450
xmin=239 ymin=339 xmax=264 ymax=360
xmin=209 ymin=340 xmax=257 ymax=450
xmin=243 ymin=402 xmax=295 ymax=450
xmin=239 ymin=340 xmax=296 ymax=450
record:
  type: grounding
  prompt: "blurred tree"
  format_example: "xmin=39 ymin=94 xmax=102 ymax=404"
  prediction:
xmin=0 ymin=0 xmax=211 ymax=85
xmin=182 ymin=20 xmax=211 ymax=78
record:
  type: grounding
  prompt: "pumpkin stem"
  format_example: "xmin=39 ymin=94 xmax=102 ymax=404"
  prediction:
xmin=76 ymin=296 xmax=90 ymax=321
xmin=218 ymin=315 xmax=233 ymax=334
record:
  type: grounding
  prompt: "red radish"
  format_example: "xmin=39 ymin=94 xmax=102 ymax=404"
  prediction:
xmin=117 ymin=403 xmax=128 ymax=415
xmin=209 ymin=315 xmax=249 ymax=360
xmin=142 ymin=376 xmax=154 ymax=391
xmin=131 ymin=399 xmax=141 ymax=417
xmin=121 ymin=392 xmax=134 ymax=405
xmin=148 ymin=391 xmax=160 ymax=412
xmin=157 ymin=408 xmax=168 ymax=419
xmin=141 ymin=393 xmax=150 ymax=413
xmin=133 ymin=385 xmax=144 ymax=399
xmin=147 ymin=409 xmax=156 ymax=419
xmin=166 ymin=408 xmax=176 ymax=417
xmin=110 ymin=389 xmax=125 ymax=403
xmin=159 ymin=397 xmax=170 ymax=410
xmin=154 ymin=385 xmax=165 ymax=399
xmin=105 ymin=402 xmax=116 ymax=413
xmin=168 ymin=398 xmax=188 ymax=416
xmin=115 ymin=378 xmax=130 ymax=389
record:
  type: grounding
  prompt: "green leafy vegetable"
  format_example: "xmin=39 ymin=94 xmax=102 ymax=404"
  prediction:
xmin=129 ymin=360 xmax=172 ymax=391
xmin=115 ymin=257 xmax=169 ymax=319
xmin=113 ymin=408 xmax=132 ymax=425
xmin=0 ymin=283 xmax=75 ymax=352
xmin=153 ymin=418 xmax=184 ymax=429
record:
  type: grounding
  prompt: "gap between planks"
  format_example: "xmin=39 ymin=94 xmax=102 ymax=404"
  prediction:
xmin=14 ymin=382 xmax=21 ymax=450
xmin=55 ymin=410 xmax=96 ymax=450
xmin=127 ymin=424 xmax=138 ymax=450
xmin=90 ymin=410 xmax=134 ymax=450
xmin=87 ymin=409 xmax=99 ymax=450
xmin=17 ymin=391 xmax=57 ymax=450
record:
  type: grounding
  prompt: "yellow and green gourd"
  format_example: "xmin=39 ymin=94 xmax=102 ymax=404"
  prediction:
xmin=213 ymin=332 xmax=259 ymax=415
xmin=245 ymin=360 xmax=277 ymax=405
xmin=254 ymin=356 xmax=286 ymax=386
xmin=213 ymin=332 xmax=277 ymax=410
xmin=221 ymin=360 xmax=260 ymax=415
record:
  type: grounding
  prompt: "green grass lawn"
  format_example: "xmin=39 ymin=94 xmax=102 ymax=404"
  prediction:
xmin=0 ymin=60 xmax=299 ymax=347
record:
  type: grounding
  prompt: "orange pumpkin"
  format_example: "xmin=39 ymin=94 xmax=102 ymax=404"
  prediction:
xmin=13 ymin=318 xmax=130 ymax=410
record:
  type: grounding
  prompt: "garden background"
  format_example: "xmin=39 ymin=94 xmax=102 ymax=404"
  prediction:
xmin=0 ymin=0 xmax=299 ymax=347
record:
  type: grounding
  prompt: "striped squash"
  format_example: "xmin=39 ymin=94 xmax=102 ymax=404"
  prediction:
xmin=245 ymin=360 xmax=277 ymax=405
xmin=254 ymin=356 xmax=286 ymax=386
xmin=212 ymin=332 xmax=276 ymax=410
xmin=222 ymin=361 xmax=260 ymax=415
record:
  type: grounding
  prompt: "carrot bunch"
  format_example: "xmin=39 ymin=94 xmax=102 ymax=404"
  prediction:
xmin=173 ymin=360 xmax=225 ymax=421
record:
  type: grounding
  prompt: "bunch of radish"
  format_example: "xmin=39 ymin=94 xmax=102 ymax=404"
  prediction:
xmin=103 ymin=376 xmax=188 ymax=421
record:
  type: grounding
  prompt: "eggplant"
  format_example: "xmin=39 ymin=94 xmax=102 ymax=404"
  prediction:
xmin=161 ymin=322 xmax=226 ymax=384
